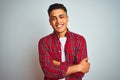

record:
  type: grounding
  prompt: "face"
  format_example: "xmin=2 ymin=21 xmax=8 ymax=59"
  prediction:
xmin=49 ymin=9 xmax=68 ymax=37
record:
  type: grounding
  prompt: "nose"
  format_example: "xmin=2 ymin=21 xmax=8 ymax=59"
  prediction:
xmin=56 ymin=18 xmax=61 ymax=23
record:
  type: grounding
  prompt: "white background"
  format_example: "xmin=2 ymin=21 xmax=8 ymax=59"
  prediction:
xmin=0 ymin=0 xmax=120 ymax=80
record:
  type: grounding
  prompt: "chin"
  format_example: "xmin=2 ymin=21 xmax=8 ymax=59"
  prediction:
xmin=56 ymin=29 xmax=64 ymax=32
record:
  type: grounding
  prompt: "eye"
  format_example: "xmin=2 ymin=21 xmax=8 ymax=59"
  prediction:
xmin=50 ymin=17 xmax=56 ymax=21
xmin=60 ymin=15 xmax=64 ymax=19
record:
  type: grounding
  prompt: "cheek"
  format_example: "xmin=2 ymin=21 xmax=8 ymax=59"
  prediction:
xmin=50 ymin=20 xmax=55 ymax=25
xmin=64 ymin=18 xmax=68 ymax=23
xmin=51 ymin=22 xmax=55 ymax=26
xmin=50 ymin=22 xmax=56 ymax=28
xmin=50 ymin=21 xmax=53 ymax=26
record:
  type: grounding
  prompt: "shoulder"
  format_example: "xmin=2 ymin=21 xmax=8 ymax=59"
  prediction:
xmin=69 ymin=31 xmax=87 ymax=46
xmin=69 ymin=31 xmax=85 ymax=40
xmin=38 ymin=33 xmax=53 ymax=44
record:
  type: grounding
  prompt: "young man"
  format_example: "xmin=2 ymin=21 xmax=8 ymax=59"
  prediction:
xmin=38 ymin=3 xmax=90 ymax=80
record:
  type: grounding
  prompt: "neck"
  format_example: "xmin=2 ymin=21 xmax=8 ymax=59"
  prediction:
xmin=58 ymin=30 xmax=67 ymax=37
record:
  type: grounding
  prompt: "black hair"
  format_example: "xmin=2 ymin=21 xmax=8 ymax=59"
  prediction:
xmin=48 ymin=3 xmax=67 ymax=16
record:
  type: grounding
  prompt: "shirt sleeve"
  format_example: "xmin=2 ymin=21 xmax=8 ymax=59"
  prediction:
xmin=38 ymin=39 xmax=69 ymax=79
xmin=71 ymin=36 xmax=88 ymax=78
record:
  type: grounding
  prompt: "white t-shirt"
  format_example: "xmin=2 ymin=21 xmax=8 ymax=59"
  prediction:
xmin=59 ymin=37 xmax=67 ymax=80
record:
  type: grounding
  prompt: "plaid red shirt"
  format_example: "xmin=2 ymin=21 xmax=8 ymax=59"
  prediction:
xmin=38 ymin=30 xmax=88 ymax=80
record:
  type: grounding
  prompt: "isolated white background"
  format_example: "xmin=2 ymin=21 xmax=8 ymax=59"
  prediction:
xmin=0 ymin=0 xmax=120 ymax=80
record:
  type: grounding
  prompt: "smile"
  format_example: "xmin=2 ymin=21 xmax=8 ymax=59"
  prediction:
xmin=56 ymin=24 xmax=64 ymax=28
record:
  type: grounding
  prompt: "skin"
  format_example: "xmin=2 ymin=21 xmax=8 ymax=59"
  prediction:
xmin=49 ymin=9 xmax=68 ymax=37
xmin=49 ymin=9 xmax=90 ymax=76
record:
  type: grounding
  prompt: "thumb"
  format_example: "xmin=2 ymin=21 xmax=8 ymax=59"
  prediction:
xmin=82 ymin=58 xmax=88 ymax=62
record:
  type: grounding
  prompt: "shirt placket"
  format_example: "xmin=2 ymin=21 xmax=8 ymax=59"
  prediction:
xmin=57 ymin=39 xmax=62 ymax=62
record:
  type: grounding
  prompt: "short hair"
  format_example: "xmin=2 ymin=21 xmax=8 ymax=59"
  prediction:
xmin=48 ymin=3 xmax=67 ymax=16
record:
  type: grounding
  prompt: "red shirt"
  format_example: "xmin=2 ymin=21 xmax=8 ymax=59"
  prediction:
xmin=38 ymin=30 xmax=88 ymax=80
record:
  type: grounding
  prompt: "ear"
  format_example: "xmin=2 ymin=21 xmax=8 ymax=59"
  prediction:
xmin=67 ymin=15 xmax=69 ymax=22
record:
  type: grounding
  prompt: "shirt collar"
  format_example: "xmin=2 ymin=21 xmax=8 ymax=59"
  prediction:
xmin=52 ymin=28 xmax=70 ymax=39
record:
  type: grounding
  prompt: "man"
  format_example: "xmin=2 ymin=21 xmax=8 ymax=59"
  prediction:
xmin=38 ymin=3 xmax=90 ymax=80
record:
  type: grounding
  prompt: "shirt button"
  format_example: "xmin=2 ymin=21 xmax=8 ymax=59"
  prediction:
xmin=58 ymin=50 xmax=61 ymax=53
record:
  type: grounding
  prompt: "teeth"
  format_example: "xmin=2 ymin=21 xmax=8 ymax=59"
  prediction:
xmin=57 ymin=24 xmax=63 ymax=28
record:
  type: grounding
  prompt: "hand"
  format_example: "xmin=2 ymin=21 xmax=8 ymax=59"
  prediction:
xmin=53 ymin=60 xmax=61 ymax=66
xmin=77 ymin=58 xmax=90 ymax=73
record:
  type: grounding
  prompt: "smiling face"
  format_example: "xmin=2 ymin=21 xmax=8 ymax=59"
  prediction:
xmin=49 ymin=9 xmax=68 ymax=37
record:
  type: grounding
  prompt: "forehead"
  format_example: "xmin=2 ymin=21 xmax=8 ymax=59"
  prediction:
xmin=49 ymin=9 xmax=67 ymax=17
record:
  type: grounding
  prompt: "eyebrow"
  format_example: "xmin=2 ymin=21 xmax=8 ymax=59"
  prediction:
xmin=50 ymin=14 xmax=65 ymax=18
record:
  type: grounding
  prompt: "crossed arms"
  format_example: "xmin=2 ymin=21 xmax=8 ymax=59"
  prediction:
xmin=39 ymin=35 xmax=90 ymax=79
xmin=53 ymin=57 xmax=90 ymax=76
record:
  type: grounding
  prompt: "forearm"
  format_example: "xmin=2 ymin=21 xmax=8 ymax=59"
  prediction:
xmin=53 ymin=58 xmax=90 ymax=77
xmin=65 ymin=64 xmax=80 ymax=76
xmin=53 ymin=61 xmax=79 ymax=76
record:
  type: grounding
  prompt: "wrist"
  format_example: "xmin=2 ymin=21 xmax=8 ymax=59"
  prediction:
xmin=76 ymin=64 xmax=82 ymax=72
xmin=53 ymin=60 xmax=61 ymax=66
